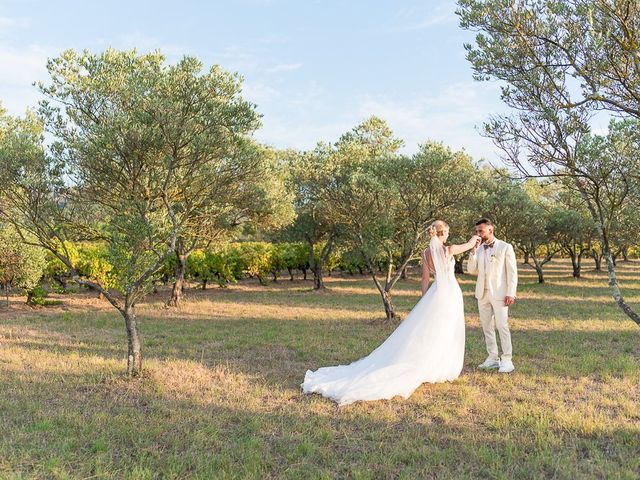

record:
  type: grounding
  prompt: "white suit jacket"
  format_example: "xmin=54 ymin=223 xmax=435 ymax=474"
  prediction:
xmin=467 ymin=239 xmax=518 ymax=301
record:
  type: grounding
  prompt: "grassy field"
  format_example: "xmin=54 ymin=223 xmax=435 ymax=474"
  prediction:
xmin=1 ymin=259 xmax=639 ymax=479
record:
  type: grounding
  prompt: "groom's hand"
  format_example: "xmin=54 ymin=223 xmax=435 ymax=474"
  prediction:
xmin=504 ymin=296 xmax=515 ymax=306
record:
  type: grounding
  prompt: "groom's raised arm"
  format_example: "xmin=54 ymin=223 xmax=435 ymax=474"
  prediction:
xmin=506 ymin=243 xmax=518 ymax=297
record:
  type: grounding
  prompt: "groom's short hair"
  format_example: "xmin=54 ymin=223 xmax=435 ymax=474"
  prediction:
xmin=475 ymin=218 xmax=494 ymax=227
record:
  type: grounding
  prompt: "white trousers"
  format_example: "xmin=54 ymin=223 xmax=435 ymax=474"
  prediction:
xmin=478 ymin=289 xmax=512 ymax=361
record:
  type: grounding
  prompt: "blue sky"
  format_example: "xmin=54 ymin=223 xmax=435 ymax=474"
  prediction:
xmin=1 ymin=0 xmax=513 ymax=162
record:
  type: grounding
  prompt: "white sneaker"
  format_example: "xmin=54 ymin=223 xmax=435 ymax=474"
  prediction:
xmin=478 ymin=358 xmax=500 ymax=370
xmin=498 ymin=359 xmax=515 ymax=373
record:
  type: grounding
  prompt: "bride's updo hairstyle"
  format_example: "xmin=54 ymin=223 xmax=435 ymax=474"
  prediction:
xmin=427 ymin=220 xmax=449 ymax=239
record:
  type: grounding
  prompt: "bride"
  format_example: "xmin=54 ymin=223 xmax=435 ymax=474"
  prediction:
xmin=301 ymin=220 xmax=481 ymax=406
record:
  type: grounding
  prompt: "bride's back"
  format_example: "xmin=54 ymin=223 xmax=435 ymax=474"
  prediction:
xmin=422 ymin=248 xmax=437 ymax=275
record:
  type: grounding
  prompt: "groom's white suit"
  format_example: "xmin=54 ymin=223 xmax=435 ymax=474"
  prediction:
xmin=467 ymin=239 xmax=518 ymax=362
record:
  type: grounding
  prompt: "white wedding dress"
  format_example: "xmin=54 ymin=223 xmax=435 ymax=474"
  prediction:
xmin=301 ymin=237 xmax=465 ymax=406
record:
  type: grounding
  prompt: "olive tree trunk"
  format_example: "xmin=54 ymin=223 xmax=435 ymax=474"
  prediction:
xmin=380 ymin=289 xmax=396 ymax=323
xmin=592 ymin=249 xmax=603 ymax=271
xmin=123 ymin=303 xmax=142 ymax=376
xmin=308 ymin=236 xmax=335 ymax=291
xmin=577 ymin=182 xmax=640 ymax=327
xmin=167 ymin=252 xmax=188 ymax=307
xmin=362 ymin=239 xmax=419 ymax=323
xmin=369 ymin=271 xmax=397 ymax=323
xmin=527 ymin=246 xmax=556 ymax=284
xmin=570 ymin=253 xmax=580 ymax=278
xmin=567 ymin=246 xmax=586 ymax=279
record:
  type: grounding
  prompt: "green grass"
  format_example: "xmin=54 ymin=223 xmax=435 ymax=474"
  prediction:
xmin=1 ymin=259 xmax=639 ymax=479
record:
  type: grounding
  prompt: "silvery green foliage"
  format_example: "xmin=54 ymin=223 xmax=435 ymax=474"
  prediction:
xmin=0 ymin=225 xmax=46 ymax=296
xmin=33 ymin=49 xmax=263 ymax=302
xmin=458 ymin=0 xmax=640 ymax=323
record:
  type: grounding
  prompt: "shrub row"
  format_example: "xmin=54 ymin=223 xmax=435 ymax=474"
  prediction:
xmin=7 ymin=237 xmax=638 ymax=304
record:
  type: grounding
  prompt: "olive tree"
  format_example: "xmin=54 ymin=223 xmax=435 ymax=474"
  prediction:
xmin=480 ymin=175 xmax=557 ymax=283
xmin=459 ymin=0 xmax=640 ymax=325
xmin=0 ymin=224 xmax=47 ymax=306
xmin=283 ymin=146 xmax=344 ymax=290
xmin=0 ymin=49 xmax=264 ymax=375
xmin=330 ymin=135 xmax=477 ymax=322
xmin=166 ymin=143 xmax=293 ymax=306
xmin=547 ymin=185 xmax=596 ymax=278
xmin=283 ymin=117 xmax=404 ymax=291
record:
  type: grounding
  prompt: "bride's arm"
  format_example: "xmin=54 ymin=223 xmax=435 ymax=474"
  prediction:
xmin=446 ymin=235 xmax=481 ymax=257
xmin=421 ymin=261 xmax=430 ymax=295
xmin=421 ymin=249 xmax=432 ymax=295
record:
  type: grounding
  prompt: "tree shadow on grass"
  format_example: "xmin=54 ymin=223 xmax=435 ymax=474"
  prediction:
xmin=530 ymin=283 xmax=640 ymax=296
xmin=143 ymin=286 xmax=639 ymax=324
xmin=4 ymin=313 xmax=639 ymax=394
xmin=1 ymin=359 xmax=638 ymax=479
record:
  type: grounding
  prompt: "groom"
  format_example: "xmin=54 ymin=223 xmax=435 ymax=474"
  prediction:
xmin=467 ymin=219 xmax=518 ymax=373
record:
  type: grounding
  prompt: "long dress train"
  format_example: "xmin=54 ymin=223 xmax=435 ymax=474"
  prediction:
xmin=301 ymin=237 xmax=465 ymax=406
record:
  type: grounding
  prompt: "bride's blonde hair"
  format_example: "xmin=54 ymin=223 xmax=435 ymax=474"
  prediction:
xmin=427 ymin=220 xmax=449 ymax=239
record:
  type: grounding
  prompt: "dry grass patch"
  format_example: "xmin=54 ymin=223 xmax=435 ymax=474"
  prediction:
xmin=0 ymin=258 xmax=639 ymax=478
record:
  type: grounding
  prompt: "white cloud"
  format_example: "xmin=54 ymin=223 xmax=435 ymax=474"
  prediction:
xmin=404 ymin=12 xmax=455 ymax=31
xmin=285 ymin=81 xmax=327 ymax=108
xmin=251 ymin=81 xmax=353 ymax=150
xmin=0 ymin=43 xmax=49 ymax=85
xmin=210 ymin=45 xmax=301 ymax=78
xmin=396 ymin=1 xmax=457 ymax=32
xmin=210 ymin=44 xmax=263 ymax=73
xmin=254 ymin=116 xmax=353 ymax=151
xmin=0 ymin=13 xmax=49 ymax=113
xmin=352 ymin=81 xmax=505 ymax=161
xmin=0 ymin=43 xmax=52 ymax=114
xmin=257 ymin=34 xmax=289 ymax=45
xmin=242 ymin=81 xmax=281 ymax=105
xmin=265 ymin=62 xmax=303 ymax=74
xmin=100 ymin=32 xmax=188 ymax=59
xmin=0 ymin=31 xmax=193 ymax=116
xmin=116 ymin=32 xmax=162 ymax=51
xmin=0 ymin=15 xmax=29 ymax=30
xmin=245 ymin=77 xmax=507 ymax=162
xmin=0 ymin=28 xmax=194 ymax=116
